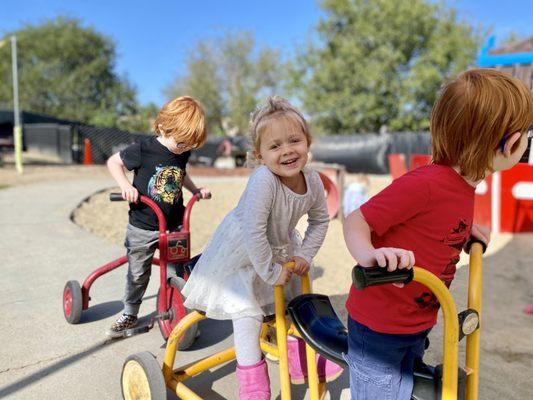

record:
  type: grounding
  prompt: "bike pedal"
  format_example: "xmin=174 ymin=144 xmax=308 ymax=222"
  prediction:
xmin=123 ymin=325 xmax=151 ymax=337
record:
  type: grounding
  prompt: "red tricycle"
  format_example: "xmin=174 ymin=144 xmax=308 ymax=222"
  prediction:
xmin=62 ymin=192 xmax=202 ymax=350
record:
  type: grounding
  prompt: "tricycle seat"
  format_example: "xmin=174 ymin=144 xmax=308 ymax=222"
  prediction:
xmin=287 ymin=294 xmax=348 ymax=366
xmin=174 ymin=253 xmax=201 ymax=278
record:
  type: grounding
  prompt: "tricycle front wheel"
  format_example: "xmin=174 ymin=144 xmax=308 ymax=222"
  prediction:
xmin=157 ymin=276 xmax=198 ymax=350
xmin=121 ymin=352 xmax=166 ymax=400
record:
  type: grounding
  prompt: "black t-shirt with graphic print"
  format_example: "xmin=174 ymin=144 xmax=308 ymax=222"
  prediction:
xmin=119 ymin=136 xmax=190 ymax=231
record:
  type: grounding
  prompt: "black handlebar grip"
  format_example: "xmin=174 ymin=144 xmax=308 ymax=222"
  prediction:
xmin=352 ymin=265 xmax=414 ymax=290
xmin=109 ymin=193 xmax=125 ymax=201
xmin=464 ymin=237 xmax=487 ymax=254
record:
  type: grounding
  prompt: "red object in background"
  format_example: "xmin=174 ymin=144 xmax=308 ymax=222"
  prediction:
xmin=83 ymin=138 xmax=93 ymax=165
xmin=318 ymin=171 xmax=340 ymax=220
xmin=409 ymin=154 xmax=432 ymax=170
xmin=388 ymin=154 xmax=408 ymax=180
xmin=500 ymin=164 xmax=533 ymax=233
xmin=385 ymin=153 xmax=533 ymax=233
xmin=474 ymin=176 xmax=492 ymax=229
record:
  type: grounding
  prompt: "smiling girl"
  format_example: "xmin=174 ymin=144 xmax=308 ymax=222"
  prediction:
xmin=182 ymin=96 xmax=342 ymax=399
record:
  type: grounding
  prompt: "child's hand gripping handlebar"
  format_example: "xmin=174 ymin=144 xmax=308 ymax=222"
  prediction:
xmin=352 ymin=265 xmax=413 ymax=290
xmin=463 ymin=237 xmax=487 ymax=254
xmin=275 ymin=261 xmax=312 ymax=294
xmin=352 ymin=237 xmax=487 ymax=290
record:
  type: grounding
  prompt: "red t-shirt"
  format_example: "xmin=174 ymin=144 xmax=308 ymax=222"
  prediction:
xmin=346 ymin=164 xmax=475 ymax=334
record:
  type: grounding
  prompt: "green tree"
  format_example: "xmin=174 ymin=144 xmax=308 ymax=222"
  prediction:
xmin=0 ymin=17 xmax=140 ymax=127
xmin=166 ymin=41 xmax=226 ymax=135
xmin=288 ymin=0 xmax=480 ymax=134
xmin=166 ymin=31 xmax=283 ymax=136
xmin=91 ymin=102 xmax=159 ymax=133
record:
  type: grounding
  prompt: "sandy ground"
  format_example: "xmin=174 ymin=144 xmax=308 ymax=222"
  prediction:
xmin=2 ymin=162 xmax=533 ymax=399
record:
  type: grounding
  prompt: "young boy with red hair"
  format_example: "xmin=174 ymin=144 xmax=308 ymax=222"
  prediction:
xmin=343 ymin=69 xmax=533 ymax=399
xmin=106 ymin=96 xmax=211 ymax=337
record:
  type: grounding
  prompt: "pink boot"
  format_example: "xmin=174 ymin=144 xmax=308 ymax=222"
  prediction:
xmin=236 ymin=358 xmax=271 ymax=400
xmin=287 ymin=338 xmax=343 ymax=384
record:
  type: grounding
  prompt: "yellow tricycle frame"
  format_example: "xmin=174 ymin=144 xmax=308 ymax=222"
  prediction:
xmin=122 ymin=242 xmax=483 ymax=400
xmin=159 ymin=262 xmax=327 ymax=400
xmin=410 ymin=241 xmax=483 ymax=400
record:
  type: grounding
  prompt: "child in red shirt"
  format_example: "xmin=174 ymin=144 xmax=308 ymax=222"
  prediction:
xmin=343 ymin=69 xmax=533 ymax=400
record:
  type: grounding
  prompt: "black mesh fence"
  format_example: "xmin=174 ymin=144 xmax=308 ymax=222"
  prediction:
xmin=21 ymin=121 xmax=432 ymax=173
xmin=74 ymin=125 xmax=149 ymax=164
xmin=25 ymin=123 xmax=73 ymax=163
xmin=76 ymin=128 xmax=245 ymax=167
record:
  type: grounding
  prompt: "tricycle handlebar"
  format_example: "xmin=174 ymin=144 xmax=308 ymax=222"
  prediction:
xmin=109 ymin=192 xmax=200 ymax=232
xmin=109 ymin=193 xmax=124 ymax=201
xmin=352 ymin=265 xmax=413 ymax=290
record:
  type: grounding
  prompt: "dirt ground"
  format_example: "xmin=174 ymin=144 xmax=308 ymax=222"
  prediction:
xmin=2 ymin=162 xmax=532 ymax=399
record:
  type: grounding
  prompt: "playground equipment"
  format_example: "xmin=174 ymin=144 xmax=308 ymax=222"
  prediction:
xmin=318 ymin=170 xmax=340 ymax=220
xmin=63 ymin=192 xmax=202 ymax=348
xmin=387 ymin=153 xmax=408 ymax=180
xmin=288 ymin=239 xmax=486 ymax=400
xmin=120 ymin=262 xmax=341 ymax=400
xmin=387 ymin=153 xmax=432 ymax=180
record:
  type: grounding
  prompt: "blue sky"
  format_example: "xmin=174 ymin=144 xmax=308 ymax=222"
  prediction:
xmin=2 ymin=0 xmax=532 ymax=106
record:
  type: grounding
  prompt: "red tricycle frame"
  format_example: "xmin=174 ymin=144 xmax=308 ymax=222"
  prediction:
xmin=63 ymin=193 xmax=201 ymax=346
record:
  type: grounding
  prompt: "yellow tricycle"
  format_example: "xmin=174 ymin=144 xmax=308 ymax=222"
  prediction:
xmin=287 ymin=239 xmax=486 ymax=400
xmin=121 ymin=261 xmax=339 ymax=400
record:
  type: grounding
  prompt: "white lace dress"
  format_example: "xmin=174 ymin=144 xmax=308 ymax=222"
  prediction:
xmin=182 ymin=166 xmax=329 ymax=319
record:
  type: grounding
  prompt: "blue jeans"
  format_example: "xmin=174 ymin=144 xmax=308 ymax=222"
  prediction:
xmin=344 ymin=317 xmax=429 ymax=400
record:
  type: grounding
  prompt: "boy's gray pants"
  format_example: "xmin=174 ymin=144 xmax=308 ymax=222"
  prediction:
xmin=123 ymin=223 xmax=160 ymax=316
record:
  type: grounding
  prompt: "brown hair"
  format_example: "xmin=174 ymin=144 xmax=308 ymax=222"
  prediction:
xmin=153 ymin=96 xmax=207 ymax=149
xmin=431 ymin=68 xmax=533 ymax=181
xmin=249 ymin=96 xmax=311 ymax=153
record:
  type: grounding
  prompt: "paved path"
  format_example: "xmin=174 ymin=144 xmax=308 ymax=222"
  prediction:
xmin=0 ymin=178 xmax=349 ymax=399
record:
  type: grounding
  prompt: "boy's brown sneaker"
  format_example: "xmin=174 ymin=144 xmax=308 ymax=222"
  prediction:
xmin=106 ymin=314 xmax=138 ymax=338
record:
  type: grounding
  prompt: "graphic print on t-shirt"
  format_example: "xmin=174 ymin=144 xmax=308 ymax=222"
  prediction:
xmin=147 ymin=165 xmax=185 ymax=204
xmin=414 ymin=218 xmax=469 ymax=309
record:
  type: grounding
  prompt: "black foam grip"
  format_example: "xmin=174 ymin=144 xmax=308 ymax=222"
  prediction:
xmin=352 ymin=265 xmax=413 ymax=290
xmin=109 ymin=193 xmax=124 ymax=201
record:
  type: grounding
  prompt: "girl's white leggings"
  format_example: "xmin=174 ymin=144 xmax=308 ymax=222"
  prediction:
xmin=232 ymin=315 xmax=298 ymax=366
xmin=232 ymin=315 xmax=263 ymax=366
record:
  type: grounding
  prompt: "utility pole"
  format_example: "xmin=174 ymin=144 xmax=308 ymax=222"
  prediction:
xmin=11 ymin=36 xmax=23 ymax=174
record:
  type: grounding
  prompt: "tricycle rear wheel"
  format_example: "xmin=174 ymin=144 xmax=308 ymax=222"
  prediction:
xmin=63 ymin=280 xmax=83 ymax=324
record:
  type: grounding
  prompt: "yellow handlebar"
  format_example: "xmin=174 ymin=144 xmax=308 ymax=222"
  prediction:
xmin=284 ymin=261 xmax=296 ymax=270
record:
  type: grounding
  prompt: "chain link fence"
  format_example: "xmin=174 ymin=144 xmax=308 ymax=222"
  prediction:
xmin=21 ymin=121 xmax=431 ymax=174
